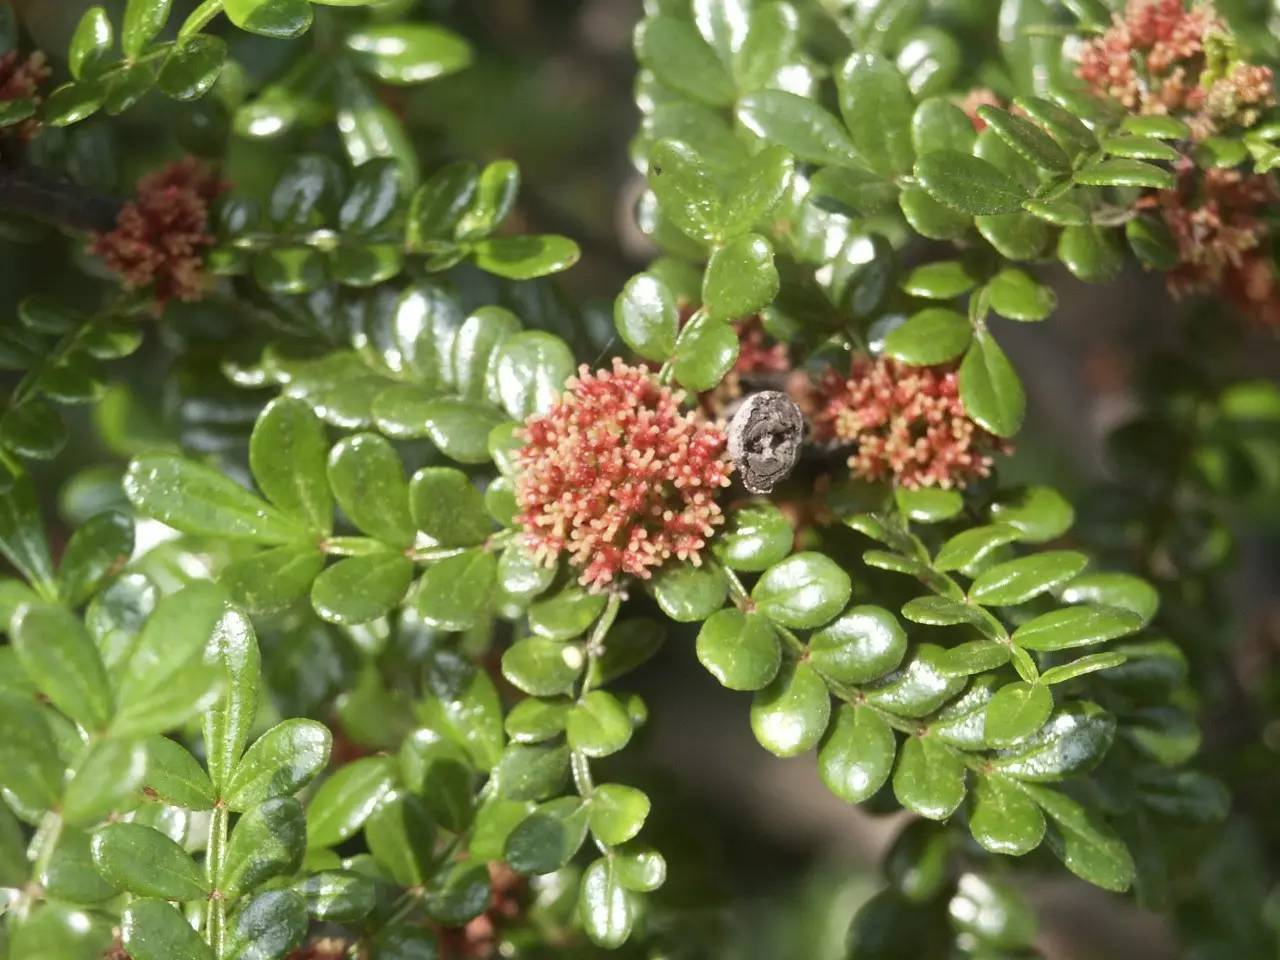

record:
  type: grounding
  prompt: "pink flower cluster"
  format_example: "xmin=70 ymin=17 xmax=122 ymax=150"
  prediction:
xmin=92 ymin=158 xmax=227 ymax=304
xmin=958 ymin=88 xmax=1003 ymax=131
xmin=1077 ymin=0 xmax=1275 ymax=138
xmin=0 ymin=50 xmax=50 ymax=141
xmin=1141 ymin=159 xmax=1280 ymax=327
xmin=515 ymin=359 xmax=732 ymax=590
xmin=812 ymin=356 xmax=1007 ymax=490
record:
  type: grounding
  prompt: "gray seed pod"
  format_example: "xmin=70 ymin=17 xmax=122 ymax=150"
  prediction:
xmin=727 ymin=390 xmax=804 ymax=494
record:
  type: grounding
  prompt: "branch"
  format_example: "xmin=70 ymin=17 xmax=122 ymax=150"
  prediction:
xmin=0 ymin=166 xmax=124 ymax=234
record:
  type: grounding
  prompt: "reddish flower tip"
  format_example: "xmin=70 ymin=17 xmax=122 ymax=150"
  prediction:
xmin=91 ymin=158 xmax=228 ymax=305
xmin=515 ymin=359 xmax=733 ymax=590
xmin=811 ymin=355 xmax=1009 ymax=490
xmin=0 ymin=50 xmax=51 ymax=142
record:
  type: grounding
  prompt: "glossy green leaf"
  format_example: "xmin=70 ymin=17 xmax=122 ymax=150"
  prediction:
xmin=70 ymin=7 xmax=113 ymax=80
xmin=615 ymin=273 xmax=679 ymax=362
xmin=2 ymin=400 xmax=66 ymax=460
xmin=863 ymin=644 xmax=965 ymax=717
xmin=1075 ymin=158 xmax=1174 ymax=190
xmin=225 ymin=889 xmax=307 ymax=960
xmin=915 ymin=151 xmax=1027 ymax=215
xmin=899 ymin=183 xmax=972 ymax=239
xmin=590 ymin=783 xmax=650 ymax=845
xmin=505 ymin=797 xmax=589 ymax=875
xmin=400 ymin=728 xmax=474 ymax=830
xmin=312 ymin=552 xmax=413 ymax=625
xmin=223 ymin=542 xmax=324 ymax=614
xmin=1039 ymin=652 xmax=1127 ymax=685
xmin=672 ymin=313 xmax=738 ymax=392
xmin=579 ymin=857 xmax=634 ymax=948
xmin=158 ymin=35 xmax=225 ymax=100
xmin=141 ymin=736 xmax=215 ymax=810
xmin=346 ymin=23 xmax=472 ymax=84
xmin=696 ymin=608 xmax=780 ymax=691
xmin=493 ymin=742 xmax=570 ymax=802
xmin=836 ymin=53 xmax=915 ymax=177
xmin=959 ymin=328 xmax=1024 ymax=438
xmin=44 ymin=81 xmax=106 ymax=126
xmin=703 ymin=233 xmax=779 ymax=320
xmin=987 ymin=268 xmax=1056 ymax=321
xmin=496 ymin=541 xmax=556 ymax=605
xmin=713 ymin=501 xmax=792 ymax=572
xmin=409 ymin=467 xmax=491 ymax=548
xmin=527 ymin=582 xmax=605 ymax=639
xmin=985 ymin=681 xmax=1052 ymax=746
xmin=0 ymin=690 xmax=62 ymax=811
xmin=491 ymin=331 xmax=575 ymax=421
xmin=990 ymin=702 xmax=1115 ymax=781
xmin=989 ymin=486 xmax=1073 ymax=543
xmin=307 ymin=755 xmax=396 ymax=848
xmin=977 ymin=105 xmax=1070 ymax=173
xmin=1058 ymin=225 xmax=1123 ymax=283
xmin=39 ymin=826 xmax=117 ymax=902
xmin=225 ymin=0 xmax=312 ymax=38
xmin=11 ymin=604 xmax=112 ymax=730
xmin=1015 ymin=96 xmax=1098 ymax=159
xmin=969 ymin=774 xmax=1045 ymax=855
xmin=893 ymin=735 xmax=965 ymax=819
xmin=1057 ymin=572 xmax=1158 ymax=626
xmin=737 ymin=90 xmax=861 ymax=166
xmin=505 ymin=697 xmax=570 ymax=744
xmin=638 ymin=16 xmax=734 ymax=107
xmin=91 ymin=822 xmax=207 ymax=900
xmin=121 ymin=899 xmax=213 ymax=960
xmin=651 ymin=561 xmax=727 ymax=622
xmin=502 ymin=637 xmax=583 ymax=697
xmin=969 ymin=550 xmax=1089 ymax=605
xmin=900 ymin=260 xmax=979 ymax=299
xmin=365 ymin=794 xmax=436 ymax=886
xmin=883 ymin=307 xmax=971 ymax=365
xmin=752 ymin=551 xmax=851 ymax=629
xmin=1021 ymin=783 xmax=1134 ymax=891
xmin=415 ymin=548 xmax=496 ymax=631
xmin=122 ymin=0 xmax=171 ymax=58
xmin=818 ymin=704 xmax=895 ymax=804
xmin=225 ymin=718 xmax=332 ymax=811
xmin=56 ymin=509 xmax=133 ymax=607
xmin=471 ymin=235 xmax=580 ymax=280
xmin=808 ymin=604 xmax=907 ymax=684
xmin=249 ymin=397 xmax=331 ymax=533
xmin=327 ymin=433 xmax=414 ymax=547
xmin=750 ymin=659 xmax=831 ymax=757
xmin=567 ymin=690 xmax=633 ymax=758
xmin=1013 ymin=604 xmax=1143 ymax=651
xmin=295 ymin=870 xmax=376 ymax=923
xmin=421 ymin=398 xmax=508 ymax=465
xmin=224 ymin=796 xmax=306 ymax=897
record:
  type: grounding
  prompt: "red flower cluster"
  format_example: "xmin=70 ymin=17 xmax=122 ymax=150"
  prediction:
xmin=811 ymin=356 xmax=1007 ymax=490
xmin=515 ymin=359 xmax=732 ymax=590
xmin=1140 ymin=159 xmax=1280 ymax=326
xmin=1077 ymin=0 xmax=1275 ymax=138
xmin=0 ymin=50 xmax=50 ymax=141
xmin=91 ymin=158 xmax=227 ymax=304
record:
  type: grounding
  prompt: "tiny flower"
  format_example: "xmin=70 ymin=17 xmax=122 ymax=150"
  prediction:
xmin=515 ymin=359 xmax=733 ymax=590
xmin=91 ymin=157 xmax=227 ymax=305
xmin=958 ymin=88 xmax=1003 ymax=131
xmin=1076 ymin=0 xmax=1275 ymax=138
xmin=0 ymin=50 xmax=51 ymax=141
xmin=811 ymin=355 xmax=1008 ymax=490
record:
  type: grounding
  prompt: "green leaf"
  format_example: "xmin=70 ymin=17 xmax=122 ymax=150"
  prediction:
xmin=713 ymin=501 xmax=792 ymax=572
xmin=1057 ymin=225 xmax=1122 ymax=283
xmin=505 ymin=697 xmax=570 ymax=744
xmin=1075 ymin=158 xmax=1174 ymax=190
xmin=11 ymin=604 xmax=112 ymax=730
xmin=121 ymin=899 xmax=214 ymax=960
xmin=44 ymin=81 xmax=106 ymax=126
xmin=1100 ymin=134 xmax=1179 ymax=161
xmin=648 ymin=139 xmax=721 ymax=243
xmin=39 ymin=826 xmax=117 ymax=902
xmin=471 ymin=235 xmax=580 ymax=280
xmin=125 ymin=454 xmax=304 ymax=544
xmin=590 ymin=783 xmax=650 ymax=845
xmin=651 ymin=561 xmax=727 ymax=622
xmin=899 ymin=183 xmax=972 ymax=239
xmin=1040 ymin=652 xmax=1127 ymax=685
xmin=672 ymin=313 xmax=738 ymax=392
xmin=223 ymin=797 xmax=306 ymax=897
xmin=977 ymin=105 xmax=1071 ymax=173
xmin=335 ymin=71 xmax=417 ymax=187
xmin=1126 ymin=215 xmax=1181 ymax=269
xmin=810 ymin=166 xmax=900 ymax=218
xmin=615 ymin=273 xmax=678 ymax=362
xmin=0 ymin=690 xmax=61 ymax=811
xmin=836 ymin=53 xmax=915 ymax=177
xmin=527 ymin=582 xmax=605 ymax=640
xmin=250 ymin=397 xmax=331 ymax=534
xmin=808 ymin=605 xmax=907 ymax=684
xmin=970 ymin=774 xmax=1045 ymax=855
xmin=451 ymin=307 xmax=520 ymax=402
xmin=703 ymin=233 xmax=779 ymax=320
xmin=141 ymin=736 xmax=216 ymax=810
xmin=203 ymin=609 xmax=260 ymax=796
xmin=70 ymin=7 xmax=114 ymax=80
xmin=0 ymin=475 xmax=55 ymax=594
xmin=400 ymin=728 xmax=474 ymax=830
xmin=882 ymin=308 xmax=972 ymax=365
xmin=504 ymin=797 xmax=589 ymax=875
xmin=62 ymin=736 xmax=146 ymax=826
xmin=900 ymin=260 xmax=979 ymax=299
xmin=737 ymin=90 xmax=861 ymax=167
xmin=312 ymin=552 xmax=413 ymax=625
xmin=1014 ymin=96 xmax=1098 ymax=160
xmin=56 ymin=510 xmax=133 ymax=607
xmin=225 ymin=889 xmax=307 ymax=960
xmin=91 ymin=822 xmax=207 ymax=900
xmin=863 ymin=644 xmax=965 ymax=717
xmin=915 ymin=151 xmax=1028 ymax=215
xmin=497 ymin=541 xmax=555 ymax=605
xmin=895 ymin=487 xmax=963 ymax=523
xmin=158 ymin=35 xmax=226 ymax=100
xmin=750 ymin=659 xmax=831 ymax=757
xmin=225 ymin=0 xmax=312 ymax=38
xmin=959 ymin=329 xmax=1024 ymax=438
xmin=346 ymin=23 xmax=472 ymax=84
xmin=502 ymin=637 xmax=583 ymax=697
xmin=327 ymin=433 xmax=414 ymax=548
xmin=421 ymin=399 xmax=507 ymax=465
xmin=818 ymin=704 xmax=896 ymax=804
xmin=696 ymin=608 xmax=781 ymax=691
xmin=295 ymin=870 xmax=376 ymax=923
xmin=493 ymin=742 xmax=570 ymax=801
xmin=976 ymin=210 xmax=1053 ymax=260
xmin=307 ymin=755 xmax=396 ymax=848
xmin=409 ymin=468 xmax=491 ymax=548
xmin=614 ymin=844 xmax=666 ymax=892
xmin=1012 ymin=604 xmax=1143 ymax=651
xmin=457 ymin=159 xmax=520 ymax=239
xmin=579 ymin=857 xmax=634 ymax=948
xmin=225 ymin=718 xmax=331 ymax=811
xmin=989 ymin=485 xmax=1073 ymax=543
xmin=2 ymin=400 xmax=65 ymax=460
xmin=1021 ymin=783 xmax=1134 ymax=891
xmin=969 ymin=550 xmax=1089 ymax=605
xmin=987 ymin=268 xmax=1056 ymax=321
xmin=912 ymin=97 xmax=976 ymax=155
xmin=491 ymin=331 xmax=575 ymax=421
xmin=587 ymin=618 xmax=663 ymax=688
xmin=223 ymin=542 xmax=324 ymax=614
xmin=984 ymin=681 xmax=1052 ymax=746
xmin=567 ymin=690 xmax=633 ymax=758
xmin=718 ymin=146 xmax=794 ymax=238
xmin=638 ymin=16 xmax=734 ymax=107
xmin=991 ymin=702 xmax=1115 ymax=781
xmin=892 ymin=735 xmax=965 ymax=820
xmin=414 ymin=548 xmax=496 ymax=631
xmin=112 ymin=582 xmax=230 ymax=738
xmin=122 ymin=0 xmax=171 ymax=58
xmin=1057 ymin=572 xmax=1158 ymax=626
xmin=752 ymin=551 xmax=851 ymax=629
